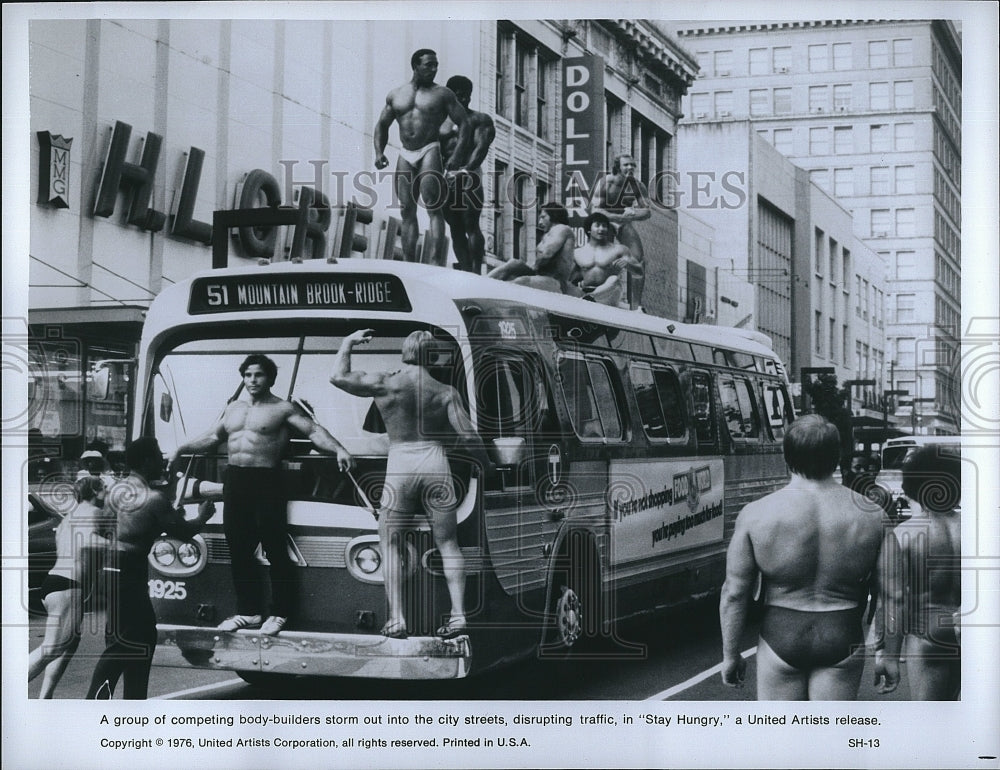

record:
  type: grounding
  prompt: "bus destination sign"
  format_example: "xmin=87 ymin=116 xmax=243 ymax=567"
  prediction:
xmin=189 ymin=273 xmax=411 ymax=314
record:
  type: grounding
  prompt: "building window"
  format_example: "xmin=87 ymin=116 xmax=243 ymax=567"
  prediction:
xmin=810 ymin=168 xmax=830 ymax=192
xmin=896 ymin=294 xmax=916 ymax=323
xmin=896 ymin=250 xmax=916 ymax=279
xmin=833 ymin=42 xmax=852 ymax=70
xmin=514 ymin=43 xmax=528 ymax=128
xmin=810 ymin=127 xmax=829 ymax=155
xmin=814 ymin=228 xmax=825 ymax=276
xmin=714 ymin=91 xmax=733 ymax=117
xmin=536 ymin=56 xmax=550 ymax=140
xmin=871 ymin=209 xmax=891 ymax=237
xmin=773 ymin=46 xmax=791 ymax=73
xmin=842 ymin=248 xmax=851 ymax=286
xmin=863 ymin=279 xmax=870 ymax=320
xmin=512 ymin=172 xmax=530 ymax=261
xmin=773 ymin=88 xmax=792 ymax=115
xmin=869 ymin=40 xmax=889 ymax=69
xmin=690 ymin=92 xmax=710 ymax=118
xmin=834 ymin=167 xmax=853 ymax=196
xmin=856 ymin=340 xmax=864 ymax=373
xmin=749 ymin=47 xmax=768 ymax=76
xmin=773 ymin=128 xmax=793 ymax=155
xmin=870 ymin=166 xmax=890 ymax=195
xmin=809 ymin=85 xmax=829 ymax=113
xmin=809 ymin=44 xmax=829 ymax=72
xmin=896 ymin=208 xmax=915 ymax=237
xmin=750 ymin=89 xmax=769 ymax=116
xmin=856 ymin=276 xmax=863 ymax=317
xmin=843 ymin=325 xmax=850 ymax=365
xmin=894 ymin=80 xmax=914 ymax=109
xmin=895 ymin=165 xmax=915 ymax=194
xmin=893 ymin=38 xmax=913 ymax=67
xmin=535 ymin=178 xmax=549 ymax=240
xmin=493 ymin=159 xmax=507 ymax=258
xmin=896 ymin=337 xmax=916 ymax=368
xmin=871 ymin=124 xmax=890 ymax=153
xmin=714 ymin=49 xmax=733 ymax=77
xmin=833 ymin=84 xmax=852 ymax=111
xmin=870 ymin=82 xmax=890 ymax=110
xmin=830 ymin=318 xmax=837 ymax=361
xmin=834 ymin=126 xmax=853 ymax=155
xmin=815 ymin=311 xmax=823 ymax=355
xmin=895 ymin=122 xmax=915 ymax=150
xmin=829 ymin=237 xmax=838 ymax=279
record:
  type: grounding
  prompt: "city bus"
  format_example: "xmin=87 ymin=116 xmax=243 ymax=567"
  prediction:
xmin=878 ymin=434 xmax=962 ymax=516
xmin=139 ymin=259 xmax=795 ymax=682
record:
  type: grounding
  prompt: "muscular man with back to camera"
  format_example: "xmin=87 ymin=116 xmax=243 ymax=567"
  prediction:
xmin=169 ymin=354 xmax=354 ymax=636
xmin=720 ymin=414 xmax=900 ymax=700
xmin=330 ymin=330 xmax=486 ymax=640
xmin=374 ymin=49 xmax=471 ymax=267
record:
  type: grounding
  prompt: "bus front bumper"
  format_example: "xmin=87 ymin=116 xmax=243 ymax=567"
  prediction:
xmin=155 ymin=624 xmax=471 ymax=679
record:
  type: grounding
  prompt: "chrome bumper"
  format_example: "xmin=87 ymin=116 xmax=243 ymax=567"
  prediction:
xmin=155 ymin=624 xmax=470 ymax=679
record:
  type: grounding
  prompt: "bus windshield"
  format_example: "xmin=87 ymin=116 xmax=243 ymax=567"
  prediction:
xmin=149 ymin=328 xmax=462 ymax=459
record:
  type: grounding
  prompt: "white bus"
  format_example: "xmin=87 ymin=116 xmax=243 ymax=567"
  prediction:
xmin=879 ymin=434 xmax=962 ymax=516
xmin=139 ymin=259 xmax=794 ymax=682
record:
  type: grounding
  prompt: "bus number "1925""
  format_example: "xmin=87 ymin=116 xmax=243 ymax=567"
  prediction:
xmin=148 ymin=579 xmax=187 ymax=600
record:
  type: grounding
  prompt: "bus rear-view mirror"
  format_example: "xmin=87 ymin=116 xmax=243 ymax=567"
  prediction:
xmin=489 ymin=437 xmax=526 ymax=469
xmin=160 ymin=392 xmax=174 ymax=422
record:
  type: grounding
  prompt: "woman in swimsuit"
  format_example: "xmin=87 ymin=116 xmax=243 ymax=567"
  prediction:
xmin=28 ymin=475 xmax=112 ymax=697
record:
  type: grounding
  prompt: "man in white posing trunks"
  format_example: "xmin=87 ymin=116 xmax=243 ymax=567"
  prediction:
xmin=720 ymin=415 xmax=900 ymax=700
xmin=330 ymin=329 xmax=486 ymax=639
xmin=374 ymin=49 xmax=471 ymax=266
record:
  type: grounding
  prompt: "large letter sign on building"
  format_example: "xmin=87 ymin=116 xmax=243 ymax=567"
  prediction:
xmin=562 ymin=55 xmax=605 ymax=228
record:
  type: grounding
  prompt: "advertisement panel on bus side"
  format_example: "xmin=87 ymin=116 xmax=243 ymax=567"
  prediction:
xmin=607 ymin=458 xmax=725 ymax=564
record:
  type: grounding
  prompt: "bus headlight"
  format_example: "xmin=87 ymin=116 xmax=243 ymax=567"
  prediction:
xmin=354 ymin=545 xmax=381 ymax=575
xmin=152 ymin=540 xmax=176 ymax=567
xmin=148 ymin=534 xmax=209 ymax=576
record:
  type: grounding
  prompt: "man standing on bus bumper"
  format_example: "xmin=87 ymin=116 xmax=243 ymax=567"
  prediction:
xmin=330 ymin=330 xmax=485 ymax=639
xmin=719 ymin=415 xmax=901 ymax=700
xmin=169 ymin=354 xmax=354 ymax=636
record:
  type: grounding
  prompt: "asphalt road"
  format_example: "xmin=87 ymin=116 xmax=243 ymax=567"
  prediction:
xmin=26 ymin=600 xmax=914 ymax=701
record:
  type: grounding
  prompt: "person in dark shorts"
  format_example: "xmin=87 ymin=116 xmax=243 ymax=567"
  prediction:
xmin=719 ymin=415 xmax=900 ymax=700
xmin=87 ymin=437 xmax=215 ymax=699
xmin=169 ymin=354 xmax=354 ymax=635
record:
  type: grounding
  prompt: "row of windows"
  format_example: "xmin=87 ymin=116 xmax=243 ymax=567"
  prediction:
xmin=870 ymin=208 xmax=916 ymax=239
xmin=934 ymin=252 xmax=961 ymax=297
xmin=855 ymin=276 xmax=885 ymax=329
xmin=935 ymin=296 xmax=960 ymax=337
xmin=695 ymin=38 xmax=914 ymax=78
xmin=697 ymin=79 xmax=917 ymax=119
xmin=932 ymin=42 xmax=962 ymax=116
xmin=810 ymin=164 xmax=916 ymax=198
xmin=932 ymin=86 xmax=961 ymax=146
xmin=933 ymin=124 xmax=960 ymax=185
xmin=934 ymin=167 xmax=961 ymax=225
xmin=758 ymin=122 xmax=916 ymax=158
xmin=812 ymin=228 xmax=852 ymax=286
xmin=934 ymin=211 xmax=961 ymax=261
xmin=495 ymin=27 xmax=554 ymax=141
xmin=556 ymin=352 xmax=793 ymax=447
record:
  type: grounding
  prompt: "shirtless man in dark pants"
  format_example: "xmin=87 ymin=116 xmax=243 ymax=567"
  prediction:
xmin=374 ymin=49 xmax=471 ymax=266
xmin=720 ymin=415 xmax=900 ymax=700
xmin=169 ymin=354 xmax=353 ymax=635
xmin=440 ymin=75 xmax=495 ymax=274
xmin=87 ymin=437 xmax=215 ymax=699
xmin=330 ymin=330 xmax=486 ymax=639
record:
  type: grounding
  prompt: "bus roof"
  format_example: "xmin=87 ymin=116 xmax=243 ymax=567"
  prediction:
xmin=883 ymin=435 xmax=962 ymax=447
xmin=146 ymin=260 xmax=780 ymax=360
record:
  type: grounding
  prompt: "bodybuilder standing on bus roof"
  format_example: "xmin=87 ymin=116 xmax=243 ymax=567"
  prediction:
xmin=719 ymin=415 xmax=900 ymax=700
xmin=374 ymin=49 xmax=471 ymax=267
xmin=590 ymin=154 xmax=651 ymax=311
xmin=440 ymin=75 xmax=496 ymax=274
xmin=330 ymin=330 xmax=486 ymax=640
xmin=169 ymin=354 xmax=354 ymax=636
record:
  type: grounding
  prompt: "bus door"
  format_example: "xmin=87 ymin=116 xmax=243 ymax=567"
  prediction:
xmin=475 ymin=346 xmax=563 ymax=600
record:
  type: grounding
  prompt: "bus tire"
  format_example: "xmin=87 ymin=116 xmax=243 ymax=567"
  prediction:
xmin=541 ymin=531 xmax=602 ymax=656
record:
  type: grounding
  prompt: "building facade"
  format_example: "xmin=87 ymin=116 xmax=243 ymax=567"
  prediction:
xmin=26 ymin=18 xmax=696 ymax=462
xmin=673 ymin=20 xmax=961 ymax=433
xmin=676 ymin=120 xmax=887 ymax=404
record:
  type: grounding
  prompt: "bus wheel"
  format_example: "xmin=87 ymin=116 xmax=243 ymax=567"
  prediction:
xmin=543 ymin=533 xmax=601 ymax=655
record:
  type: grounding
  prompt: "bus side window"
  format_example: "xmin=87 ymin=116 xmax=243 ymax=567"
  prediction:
xmin=719 ymin=376 xmax=760 ymax=439
xmin=631 ymin=363 xmax=687 ymax=441
xmin=477 ymin=357 xmax=522 ymax=440
xmin=586 ymin=359 xmax=624 ymax=440
xmin=688 ymin=371 xmax=715 ymax=446
xmin=557 ymin=355 xmax=623 ymax=440
xmin=734 ymin=378 xmax=761 ymax=438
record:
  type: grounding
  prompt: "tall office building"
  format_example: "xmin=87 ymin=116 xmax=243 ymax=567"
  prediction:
xmin=672 ymin=20 xmax=961 ymax=434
